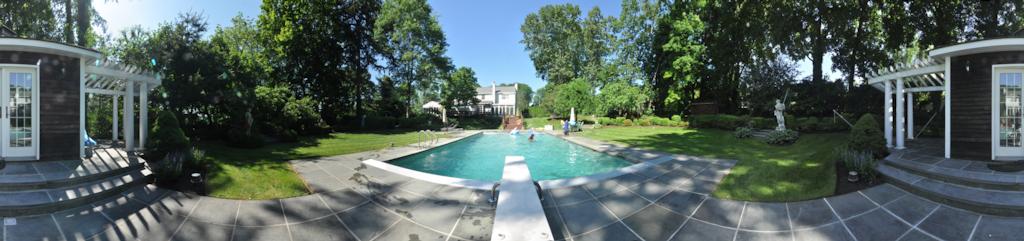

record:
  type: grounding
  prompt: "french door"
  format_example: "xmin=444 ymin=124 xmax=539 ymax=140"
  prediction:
xmin=994 ymin=66 xmax=1024 ymax=159
xmin=0 ymin=67 xmax=38 ymax=159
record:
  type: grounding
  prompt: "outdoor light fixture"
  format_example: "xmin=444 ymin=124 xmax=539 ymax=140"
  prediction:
xmin=847 ymin=171 xmax=860 ymax=183
xmin=965 ymin=60 xmax=971 ymax=72
xmin=0 ymin=158 xmax=5 ymax=170
xmin=190 ymin=173 xmax=204 ymax=194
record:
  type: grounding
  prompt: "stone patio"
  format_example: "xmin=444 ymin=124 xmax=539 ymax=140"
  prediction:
xmin=4 ymin=132 xmax=1024 ymax=241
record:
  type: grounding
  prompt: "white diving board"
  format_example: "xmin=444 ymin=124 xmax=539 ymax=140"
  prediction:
xmin=491 ymin=156 xmax=554 ymax=241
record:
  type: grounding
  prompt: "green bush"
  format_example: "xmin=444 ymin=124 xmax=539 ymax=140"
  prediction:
xmin=623 ymin=119 xmax=634 ymax=126
xmin=764 ymin=129 xmax=800 ymax=145
xmin=734 ymin=127 xmax=753 ymax=138
xmin=671 ymin=115 xmax=682 ymax=122
xmin=795 ymin=117 xmax=820 ymax=132
xmin=836 ymin=147 xmax=878 ymax=182
xmin=527 ymin=106 xmax=550 ymax=118
xmin=151 ymin=147 xmax=206 ymax=186
xmin=147 ymin=111 xmax=189 ymax=159
xmin=750 ymin=117 xmax=775 ymax=129
xmin=849 ymin=114 xmax=888 ymax=157
xmin=820 ymin=117 xmax=852 ymax=132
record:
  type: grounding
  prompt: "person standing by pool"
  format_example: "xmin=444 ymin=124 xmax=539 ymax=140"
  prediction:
xmin=562 ymin=120 xmax=569 ymax=135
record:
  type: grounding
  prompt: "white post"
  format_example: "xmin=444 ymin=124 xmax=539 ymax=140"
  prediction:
xmin=896 ymin=78 xmax=905 ymax=149
xmin=139 ymin=82 xmax=148 ymax=150
xmin=944 ymin=57 xmax=952 ymax=158
xmin=124 ymin=82 xmax=135 ymax=152
xmin=884 ymin=80 xmax=893 ymax=147
xmin=907 ymin=91 xmax=914 ymax=140
xmin=79 ymin=59 xmax=86 ymax=158
xmin=112 ymin=95 xmax=118 ymax=142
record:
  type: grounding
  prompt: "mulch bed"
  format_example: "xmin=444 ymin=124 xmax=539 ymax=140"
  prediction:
xmin=834 ymin=161 xmax=883 ymax=196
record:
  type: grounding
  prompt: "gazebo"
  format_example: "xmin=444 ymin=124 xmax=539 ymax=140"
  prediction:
xmin=868 ymin=37 xmax=1024 ymax=161
xmin=0 ymin=36 xmax=160 ymax=161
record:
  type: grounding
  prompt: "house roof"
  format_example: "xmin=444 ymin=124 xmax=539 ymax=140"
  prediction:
xmin=0 ymin=37 xmax=101 ymax=60
xmin=476 ymin=86 xmax=517 ymax=95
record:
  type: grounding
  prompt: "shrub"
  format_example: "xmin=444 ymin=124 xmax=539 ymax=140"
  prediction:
xmin=795 ymin=117 xmax=820 ymax=132
xmin=750 ymin=117 xmax=775 ymax=129
xmin=147 ymin=111 xmax=189 ymax=159
xmin=734 ymin=127 xmax=753 ymax=138
xmin=837 ymin=147 xmax=878 ymax=182
xmin=764 ymin=129 xmax=800 ymax=145
xmin=622 ymin=119 xmax=634 ymax=126
xmin=848 ymin=114 xmax=888 ymax=157
xmin=151 ymin=147 xmax=205 ymax=186
xmin=671 ymin=115 xmax=682 ymax=122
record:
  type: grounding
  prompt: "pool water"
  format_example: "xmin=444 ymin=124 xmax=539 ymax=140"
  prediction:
xmin=389 ymin=132 xmax=633 ymax=181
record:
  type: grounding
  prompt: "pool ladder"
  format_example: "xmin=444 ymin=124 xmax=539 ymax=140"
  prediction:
xmin=418 ymin=130 xmax=439 ymax=148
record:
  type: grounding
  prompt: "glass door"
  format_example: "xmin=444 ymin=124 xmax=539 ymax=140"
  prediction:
xmin=0 ymin=67 xmax=36 ymax=158
xmin=996 ymin=69 xmax=1024 ymax=158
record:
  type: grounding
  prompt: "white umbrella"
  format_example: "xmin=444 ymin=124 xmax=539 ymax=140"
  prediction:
xmin=570 ymin=107 xmax=576 ymax=123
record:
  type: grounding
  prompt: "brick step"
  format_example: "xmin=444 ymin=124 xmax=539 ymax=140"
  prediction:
xmin=0 ymin=159 xmax=146 ymax=192
xmin=0 ymin=168 xmax=152 ymax=216
xmin=884 ymin=156 xmax=1024 ymax=191
xmin=878 ymin=163 xmax=1024 ymax=216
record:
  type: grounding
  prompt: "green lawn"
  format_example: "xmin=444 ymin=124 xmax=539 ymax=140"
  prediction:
xmin=581 ymin=126 xmax=847 ymax=202
xmin=201 ymin=131 xmax=428 ymax=200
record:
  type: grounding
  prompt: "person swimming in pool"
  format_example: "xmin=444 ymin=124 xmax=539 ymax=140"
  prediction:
xmin=528 ymin=130 xmax=536 ymax=142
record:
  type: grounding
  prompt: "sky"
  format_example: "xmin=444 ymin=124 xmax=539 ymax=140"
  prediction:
xmin=94 ymin=0 xmax=835 ymax=91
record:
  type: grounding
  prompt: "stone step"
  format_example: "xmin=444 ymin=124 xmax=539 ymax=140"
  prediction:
xmin=884 ymin=155 xmax=1024 ymax=191
xmin=0 ymin=159 xmax=146 ymax=192
xmin=0 ymin=168 xmax=152 ymax=216
xmin=878 ymin=163 xmax=1024 ymax=216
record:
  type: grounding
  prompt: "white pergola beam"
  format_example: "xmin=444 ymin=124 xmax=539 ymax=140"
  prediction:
xmin=896 ymin=78 xmax=906 ymax=149
xmin=908 ymin=91 xmax=914 ymax=140
xmin=139 ymin=82 xmax=148 ymax=150
xmin=112 ymin=96 xmax=118 ymax=142
xmin=944 ymin=57 xmax=952 ymax=159
xmin=84 ymin=65 xmax=160 ymax=85
xmin=868 ymin=64 xmax=945 ymax=85
xmin=907 ymin=86 xmax=945 ymax=92
xmin=885 ymin=80 xmax=893 ymax=147
xmin=124 ymin=83 xmax=135 ymax=152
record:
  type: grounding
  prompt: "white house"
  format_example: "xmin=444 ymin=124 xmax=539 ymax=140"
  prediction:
xmin=474 ymin=81 xmax=518 ymax=116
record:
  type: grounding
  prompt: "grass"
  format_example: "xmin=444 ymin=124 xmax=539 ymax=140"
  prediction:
xmin=524 ymin=117 xmax=559 ymax=128
xmin=581 ymin=126 xmax=847 ymax=202
xmin=200 ymin=131 xmax=429 ymax=200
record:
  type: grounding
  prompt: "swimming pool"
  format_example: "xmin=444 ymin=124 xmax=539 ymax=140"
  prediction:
xmin=389 ymin=132 xmax=633 ymax=181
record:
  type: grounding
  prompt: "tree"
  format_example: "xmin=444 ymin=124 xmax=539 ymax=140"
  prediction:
xmin=597 ymin=81 xmax=648 ymax=117
xmin=656 ymin=0 xmax=705 ymax=114
xmin=374 ymin=0 xmax=452 ymax=118
xmin=552 ymin=79 xmax=595 ymax=116
xmin=521 ymin=5 xmax=613 ymax=88
xmin=0 ymin=0 xmax=60 ymax=40
xmin=260 ymin=0 xmax=380 ymax=123
xmin=441 ymin=67 xmax=480 ymax=108
xmin=829 ymin=0 xmax=889 ymax=88
xmin=740 ymin=58 xmax=798 ymax=116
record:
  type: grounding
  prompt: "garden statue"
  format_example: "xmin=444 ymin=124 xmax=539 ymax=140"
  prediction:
xmin=774 ymin=99 xmax=786 ymax=131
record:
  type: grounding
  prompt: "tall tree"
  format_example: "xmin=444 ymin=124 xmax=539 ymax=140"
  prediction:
xmin=260 ymin=0 xmax=380 ymax=123
xmin=0 ymin=0 xmax=59 ymax=40
xmin=76 ymin=0 xmax=90 ymax=46
xmin=769 ymin=0 xmax=831 ymax=83
xmin=374 ymin=0 xmax=451 ymax=117
xmin=521 ymin=4 xmax=584 ymax=85
xmin=965 ymin=0 xmax=1024 ymax=39
xmin=829 ymin=0 xmax=889 ymax=87
xmin=441 ymin=67 xmax=479 ymax=108
xmin=654 ymin=0 xmax=704 ymax=114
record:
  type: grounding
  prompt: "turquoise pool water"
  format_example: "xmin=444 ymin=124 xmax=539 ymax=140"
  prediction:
xmin=389 ymin=132 xmax=633 ymax=181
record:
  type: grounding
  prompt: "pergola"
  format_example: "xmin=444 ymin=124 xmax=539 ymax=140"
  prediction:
xmin=867 ymin=56 xmax=950 ymax=158
xmin=81 ymin=59 xmax=161 ymax=156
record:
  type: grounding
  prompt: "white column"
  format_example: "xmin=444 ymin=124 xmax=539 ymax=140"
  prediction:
xmin=907 ymin=91 xmax=914 ymax=140
xmin=79 ymin=59 xmax=86 ymax=158
xmin=124 ymin=82 xmax=135 ymax=152
xmin=884 ymin=80 xmax=893 ymax=147
xmin=112 ymin=95 xmax=118 ymax=142
xmin=944 ymin=57 xmax=952 ymax=158
xmin=896 ymin=78 xmax=906 ymax=149
xmin=139 ymin=82 xmax=148 ymax=150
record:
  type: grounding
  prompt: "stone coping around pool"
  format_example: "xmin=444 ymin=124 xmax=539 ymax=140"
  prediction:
xmin=363 ymin=159 xmax=495 ymax=190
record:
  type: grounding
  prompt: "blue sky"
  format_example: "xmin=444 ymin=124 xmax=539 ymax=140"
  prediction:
xmin=95 ymin=0 xmax=834 ymax=91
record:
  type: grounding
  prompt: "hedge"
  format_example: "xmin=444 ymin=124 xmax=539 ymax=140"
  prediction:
xmin=689 ymin=114 xmax=853 ymax=133
xmin=597 ymin=115 xmax=686 ymax=127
